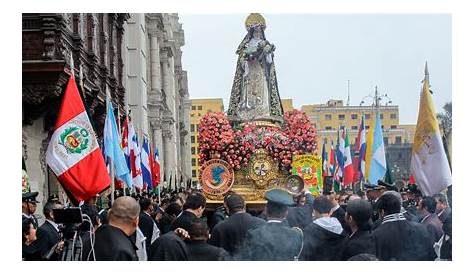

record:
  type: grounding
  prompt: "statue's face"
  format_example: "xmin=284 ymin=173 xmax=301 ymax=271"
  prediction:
xmin=253 ymin=27 xmax=263 ymax=39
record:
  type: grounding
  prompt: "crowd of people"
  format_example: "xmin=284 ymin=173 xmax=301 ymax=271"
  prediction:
xmin=21 ymin=182 xmax=452 ymax=261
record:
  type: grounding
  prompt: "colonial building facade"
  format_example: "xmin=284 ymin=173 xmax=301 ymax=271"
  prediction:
xmin=22 ymin=13 xmax=191 ymax=211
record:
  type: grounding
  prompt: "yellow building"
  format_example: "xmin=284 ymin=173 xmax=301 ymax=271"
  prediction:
xmin=281 ymin=98 xmax=294 ymax=112
xmin=301 ymin=99 xmax=415 ymax=148
xmin=190 ymin=98 xmax=225 ymax=183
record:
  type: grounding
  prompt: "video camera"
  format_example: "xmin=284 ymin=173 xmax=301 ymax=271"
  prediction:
xmin=52 ymin=207 xmax=86 ymax=261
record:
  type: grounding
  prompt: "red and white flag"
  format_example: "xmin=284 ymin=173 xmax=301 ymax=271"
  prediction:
xmin=46 ymin=75 xmax=110 ymax=202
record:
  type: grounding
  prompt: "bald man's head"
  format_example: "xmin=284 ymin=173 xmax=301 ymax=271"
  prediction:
xmin=109 ymin=196 xmax=140 ymax=225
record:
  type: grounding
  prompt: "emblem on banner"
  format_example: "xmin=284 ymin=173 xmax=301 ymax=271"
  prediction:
xmin=200 ymin=159 xmax=234 ymax=197
xmin=59 ymin=126 xmax=90 ymax=154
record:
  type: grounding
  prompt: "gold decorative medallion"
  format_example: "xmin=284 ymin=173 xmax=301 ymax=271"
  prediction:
xmin=248 ymin=148 xmax=278 ymax=188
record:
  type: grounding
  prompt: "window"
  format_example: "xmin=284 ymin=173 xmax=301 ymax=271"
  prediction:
xmin=395 ymin=136 xmax=402 ymax=144
xmin=191 ymin=113 xmax=194 ymax=117
xmin=192 ymin=106 xmax=196 ymax=110
xmin=338 ymin=114 xmax=345 ymax=120
xmin=351 ymin=114 xmax=358 ymax=120
xmin=383 ymin=137 xmax=389 ymax=145
xmin=191 ymin=124 xmax=195 ymax=132
xmin=390 ymin=125 xmax=397 ymax=129
xmin=351 ymin=126 xmax=358 ymax=130
xmin=192 ymin=158 xmax=196 ymax=166
xmin=390 ymin=113 xmax=397 ymax=119
xmin=325 ymin=114 xmax=332 ymax=120
xmin=364 ymin=113 xmax=370 ymax=119
xmin=207 ymin=109 xmax=212 ymax=113
xmin=380 ymin=114 xmax=384 ymax=119
xmin=192 ymin=170 xmax=197 ymax=177
xmin=381 ymin=125 xmax=384 ymax=129
xmin=365 ymin=125 xmax=370 ymax=130
xmin=340 ymin=125 xmax=345 ymax=130
xmin=191 ymin=136 xmax=196 ymax=143
xmin=197 ymin=106 xmax=203 ymax=110
xmin=198 ymin=113 xmax=201 ymax=117
xmin=191 ymin=147 xmax=196 ymax=154
xmin=325 ymin=126 xmax=332 ymax=130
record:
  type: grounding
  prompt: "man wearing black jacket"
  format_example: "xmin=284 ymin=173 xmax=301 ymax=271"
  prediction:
xmin=170 ymin=193 xmax=206 ymax=232
xmin=341 ymin=199 xmax=376 ymax=260
xmin=300 ymin=195 xmax=347 ymax=261
xmin=209 ymin=193 xmax=265 ymax=256
xmin=186 ymin=219 xmax=228 ymax=260
xmin=138 ymin=197 xmax=159 ymax=254
xmin=35 ymin=201 xmax=64 ymax=260
xmin=373 ymin=192 xmax=436 ymax=261
xmin=93 ymin=196 xmax=139 ymax=261
xmin=286 ymin=191 xmax=315 ymax=230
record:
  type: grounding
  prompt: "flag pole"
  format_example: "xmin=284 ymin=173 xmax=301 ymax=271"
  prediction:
xmin=106 ymin=94 xmax=116 ymax=205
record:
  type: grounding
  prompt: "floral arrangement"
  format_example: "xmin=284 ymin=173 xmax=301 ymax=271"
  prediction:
xmin=198 ymin=110 xmax=317 ymax=172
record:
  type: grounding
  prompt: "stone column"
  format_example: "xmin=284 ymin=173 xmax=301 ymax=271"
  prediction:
xmin=161 ymin=51 xmax=178 ymax=185
xmin=181 ymin=97 xmax=192 ymax=182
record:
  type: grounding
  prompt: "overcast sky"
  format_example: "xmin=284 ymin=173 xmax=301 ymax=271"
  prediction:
xmin=179 ymin=14 xmax=451 ymax=125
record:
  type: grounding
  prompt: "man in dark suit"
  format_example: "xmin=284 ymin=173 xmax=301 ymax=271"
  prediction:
xmin=300 ymin=196 xmax=347 ymax=261
xmin=149 ymin=229 xmax=189 ymax=261
xmin=418 ymin=196 xmax=444 ymax=245
xmin=138 ymin=197 xmax=159 ymax=255
xmin=341 ymin=199 xmax=376 ymax=260
xmin=372 ymin=192 xmax=436 ymax=261
xmin=237 ymin=189 xmax=304 ymax=261
xmin=186 ymin=219 xmax=228 ymax=260
xmin=209 ymin=193 xmax=265 ymax=256
xmin=35 ymin=201 xmax=64 ymax=260
xmin=286 ymin=191 xmax=315 ymax=229
xmin=433 ymin=193 xmax=451 ymax=224
xmin=93 ymin=196 xmax=140 ymax=260
xmin=170 ymin=192 xmax=206 ymax=232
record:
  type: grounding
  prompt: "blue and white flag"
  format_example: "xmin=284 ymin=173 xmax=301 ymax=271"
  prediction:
xmin=141 ymin=136 xmax=153 ymax=190
xmin=104 ymin=101 xmax=133 ymax=187
xmin=368 ymin=112 xmax=387 ymax=185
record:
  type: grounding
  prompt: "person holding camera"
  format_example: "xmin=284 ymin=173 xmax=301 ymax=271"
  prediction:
xmin=35 ymin=201 xmax=64 ymax=260
xmin=93 ymin=196 xmax=140 ymax=260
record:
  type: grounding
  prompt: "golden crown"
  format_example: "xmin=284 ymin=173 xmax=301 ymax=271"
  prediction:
xmin=245 ymin=13 xmax=266 ymax=30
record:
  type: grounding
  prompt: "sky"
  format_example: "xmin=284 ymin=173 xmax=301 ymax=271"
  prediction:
xmin=179 ymin=14 xmax=451 ymax=125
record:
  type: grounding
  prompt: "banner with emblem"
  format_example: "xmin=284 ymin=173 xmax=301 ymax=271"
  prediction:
xmin=292 ymin=154 xmax=322 ymax=194
xmin=46 ymin=74 xmax=110 ymax=202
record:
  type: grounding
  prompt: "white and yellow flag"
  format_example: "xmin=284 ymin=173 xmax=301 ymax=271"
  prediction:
xmin=410 ymin=63 xmax=452 ymax=195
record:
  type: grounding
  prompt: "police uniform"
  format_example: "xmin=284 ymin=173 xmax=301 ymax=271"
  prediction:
xmin=22 ymin=192 xmax=39 ymax=229
xmin=237 ymin=189 xmax=304 ymax=261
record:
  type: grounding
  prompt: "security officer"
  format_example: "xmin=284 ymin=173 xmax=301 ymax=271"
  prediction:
xmin=22 ymin=191 xmax=39 ymax=229
xmin=237 ymin=188 xmax=304 ymax=261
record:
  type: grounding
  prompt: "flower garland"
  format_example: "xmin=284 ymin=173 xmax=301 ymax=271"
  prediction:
xmin=198 ymin=110 xmax=318 ymax=172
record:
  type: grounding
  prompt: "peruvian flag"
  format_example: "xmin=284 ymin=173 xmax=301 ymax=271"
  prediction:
xmin=46 ymin=75 xmax=110 ymax=202
xmin=153 ymin=147 xmax=161 ymax=188
xmin=343 ymin=128 xmax=354 ymax=186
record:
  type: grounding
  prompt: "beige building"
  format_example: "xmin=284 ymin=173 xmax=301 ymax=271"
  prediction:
xmin=281 ymin=98 xmax=294 ymax=112
xmin=190 ymin=98 xmax=224 ymax=183
xmin=301 ymin=99 xmax=415 ymax=148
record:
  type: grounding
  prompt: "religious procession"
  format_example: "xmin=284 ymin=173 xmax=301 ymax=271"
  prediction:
xmin=22 ymin=13 xmax=452 ymax=262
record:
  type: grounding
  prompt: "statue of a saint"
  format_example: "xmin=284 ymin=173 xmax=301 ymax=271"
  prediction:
xmin=228 ymin=13 xmax=284 ymax=124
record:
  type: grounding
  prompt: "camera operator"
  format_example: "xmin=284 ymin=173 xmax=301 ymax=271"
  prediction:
xmin=93 ymin=196 xmax=140 ymax=260
xmin=36 ymin=201 xmax=64 ymax=260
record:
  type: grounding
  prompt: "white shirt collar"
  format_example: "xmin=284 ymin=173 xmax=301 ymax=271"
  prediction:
xmin=22 ymin=213 xmax=32 ymax=218
xmin=267 ymin=219 xmax=283 ymax=223
xmin=46 ymin=219 xmax=60 ymax=232
xmin=437 ymin=209 xmax=445 ymax=217
xmin=331 ymin=204 xmax=340 ymax=212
